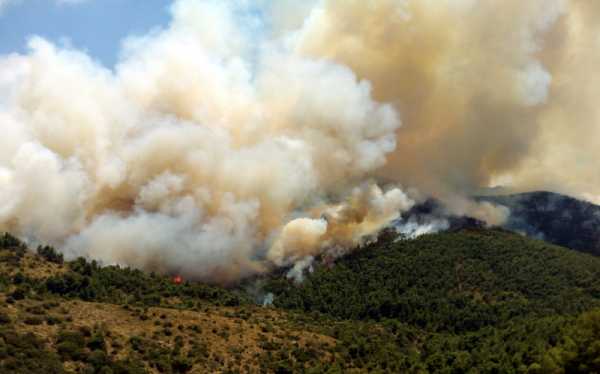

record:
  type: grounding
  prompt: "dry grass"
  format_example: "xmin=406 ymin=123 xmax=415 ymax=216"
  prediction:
xmin=2 ymin=294 xmax=338 ymax=373
xmin=0 ymin=249 xmax=66 ymax=279
xmin=0 ymin=246 xmax=340 ymax=373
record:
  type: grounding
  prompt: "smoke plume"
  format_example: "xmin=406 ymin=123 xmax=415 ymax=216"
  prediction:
xmin=0 ymin=0 xmax=597 ymax=283
xmin=294 ymin=0 xmax=599 ymax=205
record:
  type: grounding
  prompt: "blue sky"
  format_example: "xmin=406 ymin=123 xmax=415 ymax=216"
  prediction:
xmin=0 ymin=0 xmax=172 ymax=67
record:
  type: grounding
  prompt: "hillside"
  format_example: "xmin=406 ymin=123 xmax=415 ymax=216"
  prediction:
xmin=267 ymin=229 xmax=600 ymax=327
xmin=0 ymin=234 xmax=341 ymax=373
xmin=479 ymin=191 xmax=600 ymax=256
xmin=265 ymin=229 xmax=600 ymax=372
xmin=1 ymin=230 xmax=600 ymax=372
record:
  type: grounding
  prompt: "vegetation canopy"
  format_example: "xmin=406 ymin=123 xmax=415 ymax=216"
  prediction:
xmin=1 ymin=229 xmax=600 ymax=372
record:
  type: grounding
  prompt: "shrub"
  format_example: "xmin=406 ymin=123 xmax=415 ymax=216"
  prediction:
xmin=46 ymin=316 xmax=62 ymax=325
xmin=87 ymin=332 xmax=106 ymax=351
xmin=42 ymin=301 xmax=59 ymax=310
xmin=23 ymin=315 xmax=44 ymax=325
xmin=111 ymin=359 xmax=146 ymax=374
xmin=0 ymin=233 xmax=25 ymax=250
xmin=171 ymin=356 xmax=193 ymax=373
xmin=129 ymin=336 xmax=145 ymax=353
xmin=12 ymin=272 xmax=25 ymax=285
xmin=57 ymin=330 xmax=86 ymax=346
xmin=87 ymin=350 xmax=109 ymax=368
xmin=57 ymin=341 xmax=86 ymax=361
xmin=25 ymin=305 xmax=46 ymax=315
xmin=0 ymin=329 xmax=64 ymax=373
xmin=79 ymin=325 xmax=92 ymax=337
xmin=37 ymin=245 xmax=64 ymax=264
xmin=0 ymin=311 xmax=11 ymax=324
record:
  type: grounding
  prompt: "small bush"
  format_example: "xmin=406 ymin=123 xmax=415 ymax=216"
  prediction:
xmin=172 ymin=356 xmax=193 ymax=373
xmin=12 ymin=272 xmax=25 ymax=285
xmin=129 ymin=336 xmax=145 ymax=353
xmin=57 ymin=330 xmax=86 ymax=346
xmin=46 ymin=316 xmax=62 ymax=325
xmin=23 ymin=315 xmax=43 ymax=325
xmin=57 ymin=341 xmax=86 ymax=361
xmin=0 ymin=328 xmax=64 ymax=373
xmin=10 ymin=286 xmax=28 ymax=300
xmin=0 ymin=311 xmax=11 ymax=324
xmin=0 ymin=233 xmax=25 ymax=251
xmin=26 ymin=305 xmax=46 ymax=315
xmin=87 ymin=332 xmax=106 ymax=351
xmin=79 ymin=326 xmax=92 ymax=337
xmin=37 ymin=245 xmax=64 ymax=264
xmin=87 ymin=350 xmax=109 ymax=368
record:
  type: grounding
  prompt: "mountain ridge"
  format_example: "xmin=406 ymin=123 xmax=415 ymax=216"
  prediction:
xmin=478 ymin=191 xmax=600 ymax=256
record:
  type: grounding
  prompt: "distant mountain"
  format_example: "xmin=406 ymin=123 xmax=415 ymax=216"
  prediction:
xmin=479 ymin=191 xmax=600 ymax=256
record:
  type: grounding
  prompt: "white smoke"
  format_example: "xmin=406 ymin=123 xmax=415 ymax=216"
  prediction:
xmin=1 ymin=0 xmax=595 ymax=283
xmin=395 ymin=219 xmax=450 ymax=240
xmin=286 ymin=256 xmax=314 ymax=284
xmin=262 ymin=292 xmax=274 ymax=307
xmin=0 ymin=0 xmax=408 ymax=283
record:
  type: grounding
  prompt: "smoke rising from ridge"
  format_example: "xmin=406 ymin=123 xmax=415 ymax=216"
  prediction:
xmin=0 ymin=0 xmax=597 ymax=282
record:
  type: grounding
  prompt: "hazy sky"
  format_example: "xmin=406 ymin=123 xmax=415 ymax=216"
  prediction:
xmin=0 ymin=0 xmax=172 ymax=67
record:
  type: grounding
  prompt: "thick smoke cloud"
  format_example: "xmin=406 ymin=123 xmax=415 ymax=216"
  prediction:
xmin=294 ymin=0 xmax=598 ymax=204
xmin=0 ymin=0 xmax=410 ymax=283
xmin=0 ymin=0 xmax=596 ymax=283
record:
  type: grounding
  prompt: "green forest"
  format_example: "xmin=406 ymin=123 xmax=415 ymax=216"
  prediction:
xmin=1 ymin=230 xmax=600 ymax=372
xmin=265 ymin=229 xmax=600 ymax=372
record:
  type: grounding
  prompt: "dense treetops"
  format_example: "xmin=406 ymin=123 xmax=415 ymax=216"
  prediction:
xmin=267 ymin=229 xmax=600 ymax=329
xmin=265 ymin=229 xmax=600 ymax=372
